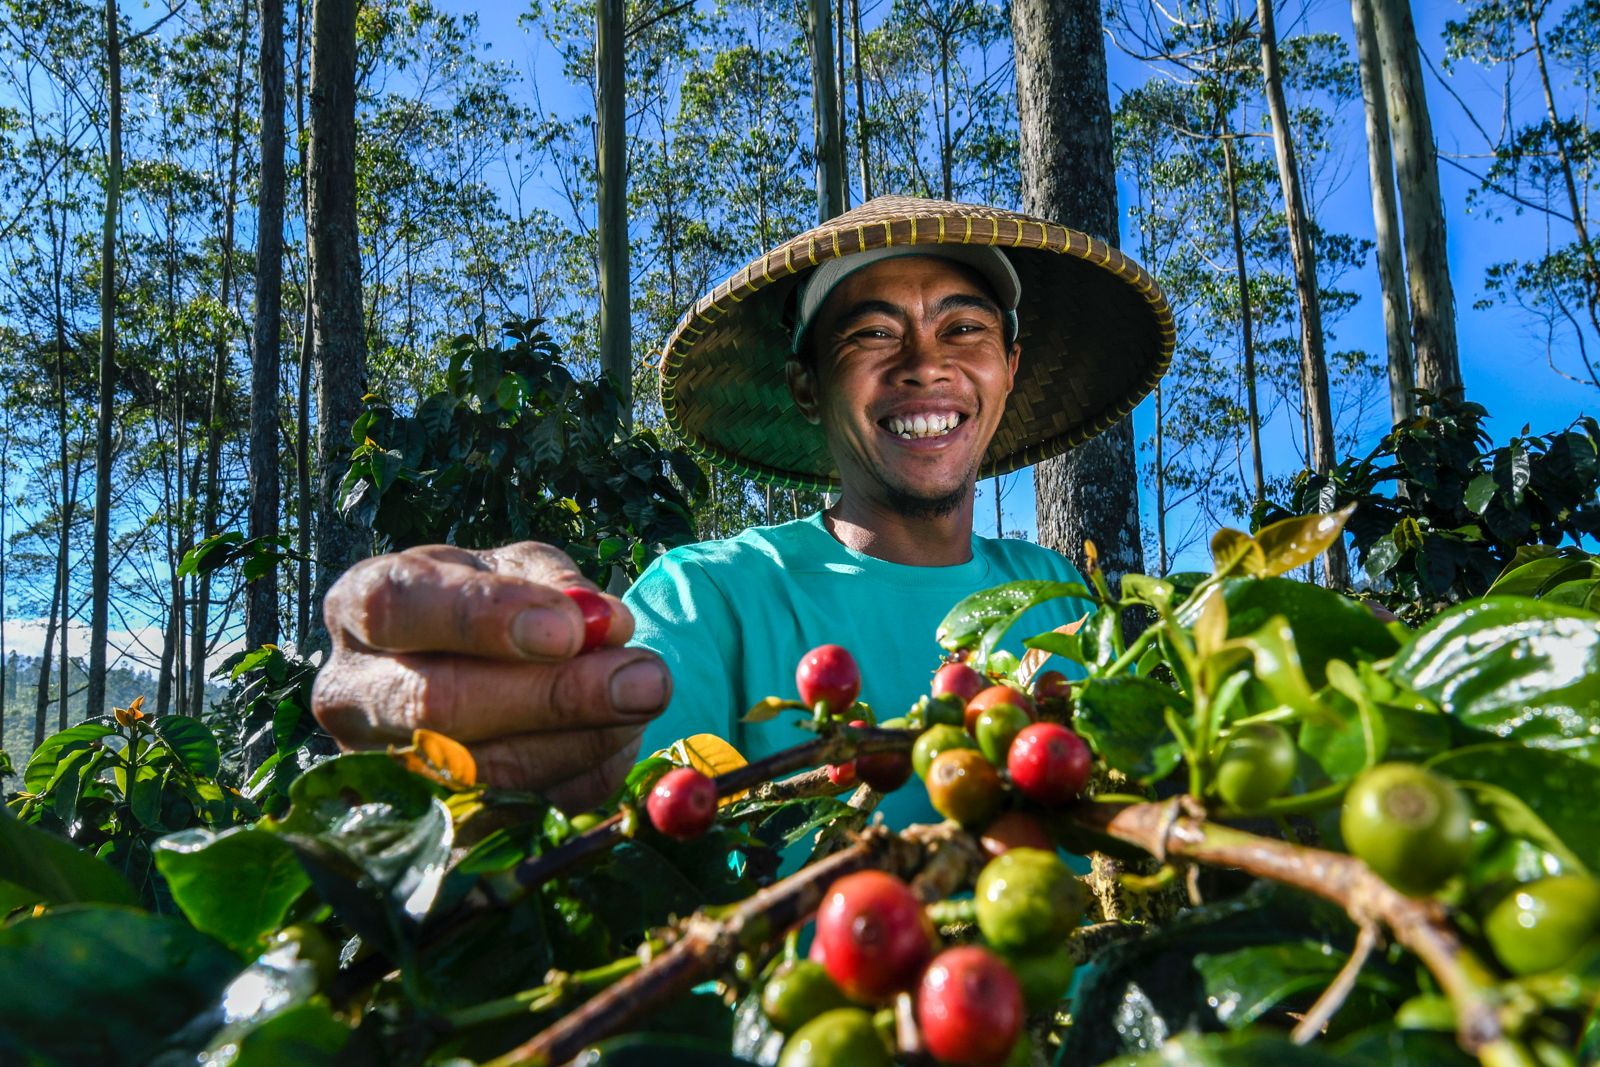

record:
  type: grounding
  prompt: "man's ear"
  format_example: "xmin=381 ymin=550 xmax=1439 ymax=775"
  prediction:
xmin=786 ymin=359 xmax=822 ymax=425
xmin=1004 ymin=342 xmax=1021 ymax=394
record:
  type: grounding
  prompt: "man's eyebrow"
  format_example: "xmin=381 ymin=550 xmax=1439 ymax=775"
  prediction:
xmin=933 ymin=293 xmax=1002 ymax=318
xmin=828 ymin=292 xmax=1002 ymax=333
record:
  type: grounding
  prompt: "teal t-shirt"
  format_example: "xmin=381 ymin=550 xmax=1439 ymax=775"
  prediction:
xmin=624 ymin=512 xmax=1094 ymax=829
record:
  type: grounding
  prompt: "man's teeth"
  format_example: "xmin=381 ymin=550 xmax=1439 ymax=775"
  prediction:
xmin=885 ymin=412 xmax=964 ymax=439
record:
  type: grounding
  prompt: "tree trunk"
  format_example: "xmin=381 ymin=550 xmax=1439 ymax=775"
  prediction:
xmin=87 ymin=0 xmax=122 ymax=720
xmin=1258 ymin=0 xmax=1347 ymax=587
xmin=33 ymin=571 xmax=59 ymax=747
xmin=596 ymin=0 xmax=631 ymax=426
xmin=1351 ymin=0 xmax=1415 ymax=426
xmin=849 ymin=0 xmax=871 ymax=200
xmin=836 ymin=0 xmax=849 ymax=209
xmin=1221 ymin=131 xmax=1265 ymax=503
xmin=294 ymin=0 xmax=313 ymax=647
xmin=1154 ymin=381 xmax=1166 ymax=575
xmin=1012 ymin=0 xmax=1145 ymax=589
xmin=305 ymin=0 xmax=369 ymax=654
xmin=808 ymin=0 xmax=844 ymax=221
xmin=1369 ymin=0 xmax=1461 ymax=401
xmin=249 ymin=0 xmax=286 ymax=652
xmin=193 ymin=0 xmax=252 ymax=716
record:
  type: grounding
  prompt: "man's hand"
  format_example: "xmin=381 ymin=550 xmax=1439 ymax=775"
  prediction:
xmin=312 ymin=542 xmax=671 ymax=810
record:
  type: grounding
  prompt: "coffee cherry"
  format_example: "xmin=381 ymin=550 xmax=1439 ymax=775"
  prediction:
xmin=778 ymin=1007 xmax=892 ymax=1067
xmin=926 ymin=748 xmax=1004 ymax=827
xmin=1003 ymin=945 xmax=1076 ymax=1013
xmin=921 ymin=693 xmax=968 ymax=728
xmin=916 ymin=946 xmax=1023 ymax=1066
xmin=1030 ymin=670 xmax=1074 ymax=719
xmin=827 ymin=761 xmax=858 ymax=788
xmin=857 ymin=749 xmax=913 ymax=793
xmin=1484 ymin=875 xmax=1600 ymax=976
xmin=796 ymin=644 xmax=861 ymax=713
xmin=646 ymin=767 xmax=717 ymax=841
xmin=974 ymin=704 xmax=1032 ymax=765
xmin=814 ymin=871 xmax=933 ymax=1002
xmin=1213 ymin=722 xmax=1297 ymax=812
xmin=978 ymin=811 xmax=1055 ymax=859
xmin=912 ymin=724 xmax=978 ymax=781
xmin=1007 ymin=723 xmax=1091 ymax=806
xmin=561 ymin=587 xmax=613 ymax=653
xmin=932 ymin=662 xmax=987 ymax=705
xmin=1341 ymin=763 xmax=1471 ymax=896
xmin=965 ymin=686 xmax=1035 ymax=734
xmin=762 ymin=959 xmax=851 ymax=1034
xmin=975 ymin=847 xmax=1086 ymax=950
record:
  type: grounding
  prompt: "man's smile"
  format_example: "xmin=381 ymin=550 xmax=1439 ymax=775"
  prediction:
xmin=879 ymin=408 xmax=969 ymax=441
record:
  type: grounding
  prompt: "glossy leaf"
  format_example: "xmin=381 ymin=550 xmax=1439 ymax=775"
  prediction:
xmin=391 ymin=728 xmax=478 ymax=789
xmin=1427 ymin=744 xmax=1600 ymax=873
xmin=0 ymin=807 xmax=137 ymax=907
xmin=935 ymin=579 xmax=1094 ymax=659
xmin=1075 ymin=677 xmax=1189 ymax=784
xmin=1391 ymin=597 xmax=1600 ymax=756
xmin=0 ymin=907 xmax=238 ymax=1066
xmin=24 ymin=721 xmax=115 ymax=794
xmin=148 ymin=714 xmax=222 ymax=779
xmin=1253 ymin=505 xmax=1356 ymax=577
xmin=1211 ymin=527 xmax=1266 ymax=577
xmin=153 ymin=827 xmax=311 ymax=953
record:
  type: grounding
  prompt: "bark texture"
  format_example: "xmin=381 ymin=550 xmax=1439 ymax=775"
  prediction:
xmin=597 ymin=0 xmax=631 ymax=427
xmin=1012 ymin=0 xmax=1144 ymax=588
xmin=249 ymin=0 xmax=286 ymax=652
xmin=88 ymin=0 xmax=122 ymax=719
xmin=808 ymin=0 xmax=844 ymax=221
xmin=1370 ymin=0 xmax=1461 ymax=400
xmin=1351 ymin=0 xmax=1415 ymax=426
xmin=306 ymin=0 xmax=368 ymax=653
xmin=1258 ymin=0 xmax=1348 ymax=587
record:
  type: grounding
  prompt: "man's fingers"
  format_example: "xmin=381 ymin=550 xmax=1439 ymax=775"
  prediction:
xmin=312 ymin=646 xmax=672 ymax=745
xmin=325 ymin=547 xmax=588 ymax=661
xmin=469 ymin=725 xmax=644 ymax=795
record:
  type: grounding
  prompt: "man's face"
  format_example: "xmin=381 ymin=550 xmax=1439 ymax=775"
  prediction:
xmin=788 ymin=255 xmax=1020 ymax=518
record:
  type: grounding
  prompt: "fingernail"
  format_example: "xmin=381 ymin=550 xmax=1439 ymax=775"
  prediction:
xmin=610 ymin=659 xmax=668 ymax=716
xmin=512 ymin=608 xmax=577 ymax=658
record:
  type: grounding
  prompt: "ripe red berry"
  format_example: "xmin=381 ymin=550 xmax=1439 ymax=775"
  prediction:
xmin=932 ymin=661 xmax=987 ymax=705
xmin=827 ymin=760 xmax=858 ymax=788
xmin=964 ymin=685 xmax=1035 ymax=734
xmin=646 ymin=767 xmax=717 ymax=841
xmin=916 ymin=946 xmax=1024 ymax=1066
xmin=562 ymin=587 xmax=613 ymax=653
xmin=847 ymin=720 xmax=913 ymax=793
xmin=796 ymin=644 xmax=862 ymax=713
xmin=1007 ymin=723 xmax=1091 ymax=806
xmin=1030 ymin=670 xmax=1074 ymax=719
xmin=815 ymin=871 xmax=933 ymax=1002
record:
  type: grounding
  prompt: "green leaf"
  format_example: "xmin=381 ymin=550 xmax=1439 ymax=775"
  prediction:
xmin=1023 ymin=630 xmax=1085 ymax=662
xmin=221 ymin=1000 xmax=353 ymax=1066
xmin=936 ymin=580 xmax=1093 ymax=657
xmin=1194 ymin=941 xmax=1402 ymax=1028
xmin=154 ymin=827 xmax=311 ymax=954
xmin=1391 ymin=597 xmax=1600 ymax=755
xmin=0 ymin=806 xmax=137 ymax=907
xmin=1464 ymin=471 xmax=1497 ymax=515
xmin=1454 ymin=779 xmax=1588 ymax=875
xmin=1199 ymin=579 xmax=1400 ymax=690
xmin=272 ymin=752 xmax=439 ymax=835
xmin=1252 ymin=505 xmax=1356 ymax=578
xmin=24 ymin=721 xmax=115 ymax=794
xmin=1426 ymin=744 xmax=1600 ymax=873
xmin=1075 ymin=677 xmax=1189 ymax=784
xmin=577 ymin=1033 xmax=757 ymax=1066
xmin=0 ymin=907 xmax=238 ymax=1067
xmin=148 ymin=714 xmax=222 ymax=778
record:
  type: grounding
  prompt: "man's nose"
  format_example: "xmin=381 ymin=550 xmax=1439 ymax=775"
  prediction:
xmin=894 ymin=328 xmax=953 ymax=385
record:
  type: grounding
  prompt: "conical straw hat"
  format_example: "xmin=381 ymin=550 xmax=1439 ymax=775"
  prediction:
xmin=660 ymin=195 xmax=1176 ymax=491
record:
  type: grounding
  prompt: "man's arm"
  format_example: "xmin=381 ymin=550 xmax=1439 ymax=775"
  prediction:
xmin=312 ymin=542 xmax=671 ymax=810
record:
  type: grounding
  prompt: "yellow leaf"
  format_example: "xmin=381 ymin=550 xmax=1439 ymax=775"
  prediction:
xmin=659 ymin=733 xmax=748 ymax=804
xmin=113 ymin=695 xmax=147 ymax=728
xmin=391 ymin=727 xmax=477 ymax=789
xmin=1210 ymin=527 xmax=1266 ymax=578
xmin=1193 ymin=592 xmax=1228 ymax=657
xmin=741 ymin=696 xmax=805 ymax=723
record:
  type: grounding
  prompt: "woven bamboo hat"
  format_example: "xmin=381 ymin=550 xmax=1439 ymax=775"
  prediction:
xmin=660 ymin=195 xmax=1176 ymax=492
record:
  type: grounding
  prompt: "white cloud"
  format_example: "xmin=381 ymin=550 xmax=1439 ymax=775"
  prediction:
xmin=0 ymin=617 xmax=249 ymax=679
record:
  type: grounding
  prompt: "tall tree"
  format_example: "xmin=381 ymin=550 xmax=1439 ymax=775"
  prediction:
xmin=306 ymin=0 xmax=367 ymax=652
xmin=1258 ymin=0 xmax=1346 ymax=587
xmin=86 ymin=0 xmax=122 ymax=719
xmin=596 ymin=0 xmax=630 ymax=425
xmin=249 ymin=0 xmax=286 ymax=651
xmin=1370 ymin=0 xmax=1461 ymax=400
xmin=1351 ymin=0 xmax=1414 ymax=426
xmin=1012 ymin=0 xmax=1145 ymax=588
xmin=808 ymin=0 xmax=844 ymax=219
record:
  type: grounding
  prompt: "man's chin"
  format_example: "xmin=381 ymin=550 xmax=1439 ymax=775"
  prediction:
xmin=883 ymin=482 xmax=968 ymax=520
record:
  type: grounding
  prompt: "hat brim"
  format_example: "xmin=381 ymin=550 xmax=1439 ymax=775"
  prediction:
xmin=660 ymin=196 xmax=1177 ymax=492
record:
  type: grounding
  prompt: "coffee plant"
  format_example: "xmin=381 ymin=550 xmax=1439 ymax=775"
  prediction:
xmin=4 ymin=507 xmax=1599 ymax=1067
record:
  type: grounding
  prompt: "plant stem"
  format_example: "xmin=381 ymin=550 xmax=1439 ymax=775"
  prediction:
xmin=445 ymin=943 xmax=659 ymax=1031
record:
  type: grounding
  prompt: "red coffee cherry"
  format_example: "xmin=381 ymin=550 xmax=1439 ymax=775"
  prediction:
xmin=797 ymin=644 xmax=862 ymax=713
xmin=1030 ymin=669 xmax=1074 ymax=719
xmin=646 ymin=767 xmax=717 ymax=841
xmin=964 ymin=685 xmax=1035 ymax=734
xmin=1007 ymin=723 xmax=1091 ymax=806
xmin=562 ymin=587 xmax=613 ymax=653
xmin=850 ymin=720 xmax=912 ymax=793
xmin=916 ymin=946 xmax=1024 ymax=1066
xmin=815 ymin=871 xmax=933 ymax=1002
xmin=978 ymin=811 xmax=1055 ymax=859
xmin=932 ymin=661 xmax=987 ymax=705
xmin=827 ymin=760 xmax=858 ymax=788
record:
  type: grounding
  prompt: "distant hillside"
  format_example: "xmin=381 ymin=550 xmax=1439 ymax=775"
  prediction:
xmin=1 ymin=652 xmax=228 ymax=786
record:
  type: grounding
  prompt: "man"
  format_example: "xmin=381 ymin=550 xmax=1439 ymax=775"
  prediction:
xmin=312 ymin=195 xmax=1174 ymax=820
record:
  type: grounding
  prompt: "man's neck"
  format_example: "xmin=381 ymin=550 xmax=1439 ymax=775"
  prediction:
xmin=822 ymin=490 xmax=976 ymax=566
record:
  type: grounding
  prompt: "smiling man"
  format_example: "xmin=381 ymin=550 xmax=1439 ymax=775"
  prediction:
xmin=312 ymin=196 xmax=1173 ymax=817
